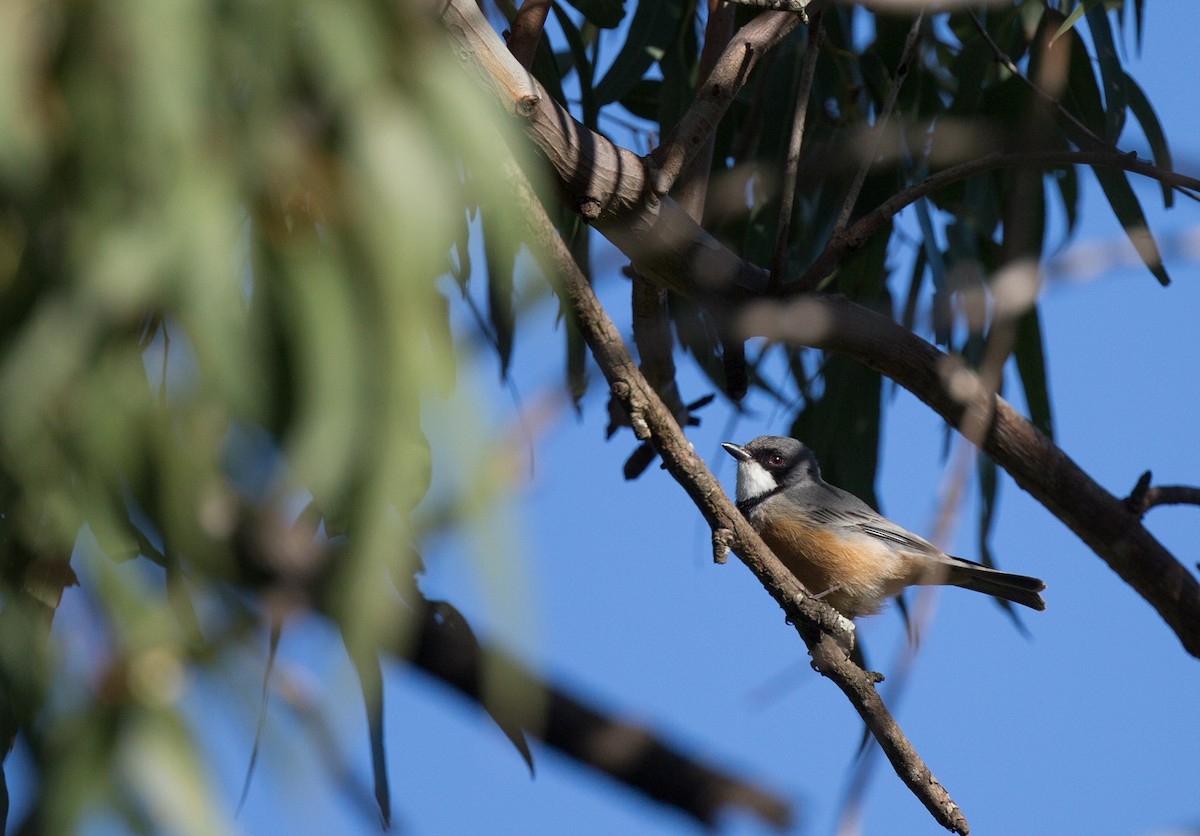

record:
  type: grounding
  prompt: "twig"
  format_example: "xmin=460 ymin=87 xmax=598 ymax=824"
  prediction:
xmin=833 ymin=12 xmax=923 ymax=235
xmin=769 ymin=10 xmax=822 ymax=293
xmin=648 ymin=12 xmax=802 ymax=196
xmin=1125 ymin=471 xmax=1200 ymax=517
xmin=795 ymin=149 xmax=1200 ymax=292
xmin=506 ymin=0 xmax=552 ymax=70
xmin=967 ymin=11 xmax=1109 ymax=153
xmin=497 ymin=140 xmax=970 ymax=835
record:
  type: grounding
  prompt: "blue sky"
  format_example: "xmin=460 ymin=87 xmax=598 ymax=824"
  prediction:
xmin=394 ymin=4 xmax=1200 ymax=835
xmin=11 ymin=2 xmax=1200 ymax=835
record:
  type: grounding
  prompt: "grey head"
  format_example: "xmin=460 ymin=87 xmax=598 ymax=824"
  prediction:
xmin=721 ymin=435 xmax=822 ymax=503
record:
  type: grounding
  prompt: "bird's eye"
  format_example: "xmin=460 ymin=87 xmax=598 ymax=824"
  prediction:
xmin=768 ymin=454 xmax=784 ymax=466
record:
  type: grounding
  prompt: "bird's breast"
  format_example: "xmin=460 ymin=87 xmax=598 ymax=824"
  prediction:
xmin=749 ymin=507 xmax=910 ymax=617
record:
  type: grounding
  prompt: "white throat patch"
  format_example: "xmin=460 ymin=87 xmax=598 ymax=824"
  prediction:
xmin=735 ymin=459 xmax=778 ymax=503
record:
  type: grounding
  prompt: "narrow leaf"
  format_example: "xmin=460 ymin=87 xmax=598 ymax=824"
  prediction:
xmin=791 ymin=352 xmax=885 ymax=513
xmin=342 ymin=635 xmax=392 ymax=829
xmin=1013 ymin=305 xmax=1054 ymax=439
xmin=1084 ymin=4 xmax=1127 ymax=140
xmin=592 ymin=0 xmax=686 ymax=106
xmin=977 ymin=455 xmax=1029 ymax=635
xmin=552 ymin=2 xmax=597 ymax=127
xmin=564 ymin=0 xmax=625 ymax=29
xmin=237 ymin=617 xmax=284 ymax=815
xmin=1123 ymin=70 xmax=1174 ymax=208
xmin=481 ymin=216 xmax=517 ymax=377
xmin=1050 ymin=1 xmax=1095 ymax=44
xmin=1092 ymin=165 xmax=1170 ymax=285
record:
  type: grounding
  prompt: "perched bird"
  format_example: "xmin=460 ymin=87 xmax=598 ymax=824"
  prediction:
xmin=722 ymin=435 xmax=1046 ymax=619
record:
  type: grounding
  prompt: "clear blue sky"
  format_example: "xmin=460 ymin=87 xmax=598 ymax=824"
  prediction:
xmin=14 ymin=3 xmax=1198 ymax=835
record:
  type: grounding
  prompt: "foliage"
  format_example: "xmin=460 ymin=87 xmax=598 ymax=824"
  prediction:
xmin=0 ymin=0 xmax=1180 ymax=831
xmin=0 ymin=1 xmax=532 ymax=829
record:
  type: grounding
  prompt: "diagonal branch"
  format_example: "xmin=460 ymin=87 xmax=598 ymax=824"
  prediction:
xmin=498 ymin=139 xmax=971 ymax=835
xmin=230 ymin=514 xmax=797 ymax=829
xmin=437 ymin=0 xmax=1200 ymax=657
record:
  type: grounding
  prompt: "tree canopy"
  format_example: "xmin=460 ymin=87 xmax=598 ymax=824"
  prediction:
xmin=1 ymin=0 xmax=1198 ymax=833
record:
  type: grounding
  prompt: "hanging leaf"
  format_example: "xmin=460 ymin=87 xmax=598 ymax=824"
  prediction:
xmin=564 ymin=0 xmax=625 ymax=30
xmin=791 ymin=351 xmax=885 ymax=513
xmin=592 ymin=0 xmax=686 ymax=106
xmin=1050 ymin=0 xmax=1097 ymax=44
xmin=341 ymin=632 xmax=391 ymax=829
xmin=1084 ymin=4 xmax=1127 ymax=141
xmin=481 ymin=214 xmax=518 ymax=377
xmin=1013 ymin=305 xmax=1054 ymax=439
xmin=552 ymin=2 xmax=598 ymax=127
xmin=1123 ymin=69 xmax=1174 ymax=208
xmin=976 ymin=454 xmax=1028 ymax=634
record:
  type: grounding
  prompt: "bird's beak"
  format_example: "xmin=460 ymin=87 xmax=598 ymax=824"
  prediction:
xmin=721 ymin=442 xmax=751 ymax=462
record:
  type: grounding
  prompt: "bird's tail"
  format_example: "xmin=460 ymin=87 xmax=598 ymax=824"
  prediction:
xmin=941 ymin=558 xmax=1047 ymax=611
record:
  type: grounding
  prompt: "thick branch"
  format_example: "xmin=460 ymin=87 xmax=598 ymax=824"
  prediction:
xmin=231 ymin=515 xmax=795 ymax=829
xmin=498 ymin=141 xmax=969 ymax=834
xmin=438 ymin=0 xmax=1200 ymax=657
xmin=407 ymin=599 xmax=793 ymax=829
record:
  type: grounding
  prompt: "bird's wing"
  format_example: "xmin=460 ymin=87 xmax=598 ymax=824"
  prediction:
xmin=805 ymin=484 xmax=943 ymax=556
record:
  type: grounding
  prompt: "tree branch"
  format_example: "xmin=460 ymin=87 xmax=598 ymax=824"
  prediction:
xmin=437 ymin=0 xmax=1200 ymax=657
xmin=231 ymin=513 xmax=797 ymax=829
xmin=407 ymin=598 xmax=794 ymax=829
xmin=795 ymin=149 xmax=1200 ymax=292
xmin=648 ymin=11 xmax=803 ymax=196
xmin=505 ymin=0 xmax=552 ymax=70
xmin=1124 ymin=471 xmax=1200 ymax=518
xmin=499 ymin=139 xmax=970 ymax=834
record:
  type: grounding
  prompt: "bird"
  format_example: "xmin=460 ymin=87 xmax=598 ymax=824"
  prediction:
xmin=722 ymin=435 xmax=1046 ymax=619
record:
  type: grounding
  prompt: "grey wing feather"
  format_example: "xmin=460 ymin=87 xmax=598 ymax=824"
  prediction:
xmin=804 ymin=483 xmax=943 ymax=556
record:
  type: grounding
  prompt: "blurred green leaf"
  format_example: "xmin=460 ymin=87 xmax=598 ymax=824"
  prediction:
xmin=342 ymin=633 xmax=391 ymax=828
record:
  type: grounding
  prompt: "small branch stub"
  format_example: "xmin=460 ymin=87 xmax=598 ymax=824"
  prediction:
xmin=712 ymin=528 xmax=735 ymax=564
xmin=1124 ymin=470 xmax=1200 ymax=517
